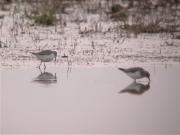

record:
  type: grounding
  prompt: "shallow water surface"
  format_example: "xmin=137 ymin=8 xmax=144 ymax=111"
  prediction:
xmin=0 ymin=66 xmax=180 ymax=135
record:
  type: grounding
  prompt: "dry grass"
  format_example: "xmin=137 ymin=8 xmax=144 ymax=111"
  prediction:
xmin=122 ymin=23 xmax=168 ymax=34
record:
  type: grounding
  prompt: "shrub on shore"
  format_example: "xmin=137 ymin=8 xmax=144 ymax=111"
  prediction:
xmin=32 ymin=14 xmax=53 ymax=25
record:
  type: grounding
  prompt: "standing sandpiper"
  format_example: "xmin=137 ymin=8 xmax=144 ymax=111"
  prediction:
xmin=31 ymin=50 xmax=57 ymax=69
xmin=118 ymin=67 xmax=150 ymax=81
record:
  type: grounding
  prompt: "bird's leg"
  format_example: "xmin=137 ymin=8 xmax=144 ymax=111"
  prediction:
xmin=39 ymin=67 xmax=43 ymax=74
xmin=38 ymin=61 xmax=42 ymax=69
xmin=134 ymin=79 xmax=137 ymax=83
xmin=43 ymin=63 xmax=46 ymax=70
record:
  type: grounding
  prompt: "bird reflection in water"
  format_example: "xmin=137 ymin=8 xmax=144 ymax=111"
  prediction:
xmin=33 ymin=69 xmax=57 ymax=85
xmin=118 ymin=67 xmax=151 ymax=95
xmin=119 ymin=81 xmax=150 ymax=95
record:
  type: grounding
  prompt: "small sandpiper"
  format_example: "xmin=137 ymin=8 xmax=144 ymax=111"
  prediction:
xmin=31 ymin=50 xmax=57 ymax=69
xmin=33 ymin=71 xmax=57 ymax=85
xmin=118 ymin=67 xmax=150 ymax=81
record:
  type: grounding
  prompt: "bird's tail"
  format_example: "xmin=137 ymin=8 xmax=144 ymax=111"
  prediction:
xmin=118 ymin=68 xmax=126 ymax=72
xmin=118 ymin=90 xmax=127 ymax=94
xmin=30 ymin=52 xmax=38 ymax=55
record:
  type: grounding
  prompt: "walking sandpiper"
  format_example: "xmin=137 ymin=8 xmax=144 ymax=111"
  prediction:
xmin=31 ymin=50 xmax=57 ymax=69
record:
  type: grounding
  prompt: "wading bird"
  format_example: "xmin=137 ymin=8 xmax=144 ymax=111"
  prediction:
xmin=118 ymin=67 xmax=150 ymax=81
xmin=31 ymin=50 xmax=57 ymax=69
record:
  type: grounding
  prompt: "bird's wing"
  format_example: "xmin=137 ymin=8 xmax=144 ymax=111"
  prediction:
xmin=118 ymin=67 xmax=144 ymax=73
xmin=38 ymin=50 xmax=53 ymax=55
xmin=120 ymin=89 xmax=141 ymax=94
xmin=127 ymin=67 xmax=144 ymax=73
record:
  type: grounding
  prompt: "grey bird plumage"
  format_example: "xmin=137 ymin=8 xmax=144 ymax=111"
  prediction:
xmin=118 ymin=67 xmax=150 ymax=81
xmin=33 ymin=71 xmax=57 ymax=85
xmin=31 ymin=50 xmax=57 ymax=69
xmin=119 ymin=81 xmax=150 ymax=95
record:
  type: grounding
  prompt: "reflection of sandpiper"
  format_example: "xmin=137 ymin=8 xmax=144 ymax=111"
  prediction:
xmin=31 ymin=50 xmax=57 ymax=69
xmin=118 ymin=67 xmax=150 ymax=81
xmin=33 ymin=69 xmax=57 ymax=85
xmin=119 ymin=81 xmax=150 ymax=95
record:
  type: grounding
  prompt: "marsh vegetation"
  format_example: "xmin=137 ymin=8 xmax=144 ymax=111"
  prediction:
xmin=0 ymin=0 xmax=180 ymax=66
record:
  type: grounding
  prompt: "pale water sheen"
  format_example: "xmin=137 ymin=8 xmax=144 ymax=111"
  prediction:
xmin=0 ymin=65 xmax=180 ymax=135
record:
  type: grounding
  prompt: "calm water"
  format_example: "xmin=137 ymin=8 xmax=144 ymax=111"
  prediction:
xmin=0 ymin=65 xmax=180 ymax=135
